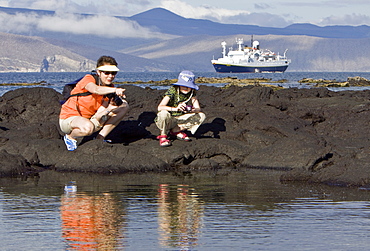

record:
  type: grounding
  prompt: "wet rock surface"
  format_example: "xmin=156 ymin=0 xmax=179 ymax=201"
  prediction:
xmin=1 ymin=85 xmax=370 ymax=188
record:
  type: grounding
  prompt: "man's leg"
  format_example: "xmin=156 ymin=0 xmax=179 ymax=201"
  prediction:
xmin=96 ymin=100 xmax=129 ymax=139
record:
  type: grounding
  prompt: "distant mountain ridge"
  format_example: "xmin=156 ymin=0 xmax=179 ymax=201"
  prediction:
xmin=130 ymin=8 xmax=370 ymax=39
xmin=0 ymin=32 xmax=182 ymax=72
xmin=0 ymin=32 xmax=96 ymax=72
xmin=1 ymin=6 xmax=370 ymax=72
xmin=2 ymin=6 xmax=370 ymax=39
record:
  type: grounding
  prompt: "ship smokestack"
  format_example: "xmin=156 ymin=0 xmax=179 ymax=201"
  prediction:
xmin=252 ymin=40 xmax=260 ymax=50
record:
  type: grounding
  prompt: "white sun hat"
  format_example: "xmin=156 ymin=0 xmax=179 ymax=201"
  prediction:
xmin=97 ymin=65 xmax=120 ymax=71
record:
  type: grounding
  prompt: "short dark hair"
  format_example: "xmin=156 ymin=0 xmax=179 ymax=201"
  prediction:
xmin=96 ymin=56 xmax=118 ymax=68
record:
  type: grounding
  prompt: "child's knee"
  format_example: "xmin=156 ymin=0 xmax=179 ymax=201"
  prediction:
xmin=198 ymin=112 xmax=206 ymax=123
xmin=157 ymin=110 xmax=171 ymax=119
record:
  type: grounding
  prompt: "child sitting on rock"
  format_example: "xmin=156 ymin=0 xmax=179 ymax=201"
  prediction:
xmin=155 ymin=70 xmax=206 ymax=147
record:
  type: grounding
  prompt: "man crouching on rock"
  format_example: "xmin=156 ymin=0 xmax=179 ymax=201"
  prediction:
xmin=155 ymin=70 xmax=206 ymax=147
xmin=59 ymin=56 xmax=129 ymax=151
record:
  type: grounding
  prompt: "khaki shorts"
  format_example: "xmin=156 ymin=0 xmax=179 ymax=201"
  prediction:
xmin=59 ymin=116 xmax=102 ymax=134
xmin=155 ymin=110 xmax=206 ymax=135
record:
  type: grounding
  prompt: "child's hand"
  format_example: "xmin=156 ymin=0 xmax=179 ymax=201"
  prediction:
xmin=177 ymin=102 xmax=187 ymax=111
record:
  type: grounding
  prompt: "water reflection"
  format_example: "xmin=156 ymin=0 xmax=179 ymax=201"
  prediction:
xmin=59 ymin=181 xmax=206 ymax=250
xmin=2 ymin=171 xmax=370 ymax=250
xmin=157 ymin=184 xmax=204 ymax=250
xmin=61 ymin=192 xmax=126 ymax=250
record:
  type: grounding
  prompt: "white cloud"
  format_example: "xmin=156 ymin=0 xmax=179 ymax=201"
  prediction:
xmin=158 ymin=0 xmax=291 ymax=27
xmin=254 ymin=3 xmax=272 ymax=10
xmin=320 ymin=13 xmax=370 ymax=26
xmin=0 ymin=11 xmax=175 ymax=39
xmin=223 ymin=12 xmax=291 ymax=27
xmin=159 ymin=0 xmax=250 ymax=22
xmin=8 ymin=0 xmax=79 ymax=12
xmin=0 ymin=0 xmax=9 ymax=7
xmin=6 ymin=0 xmax=153 ymax=16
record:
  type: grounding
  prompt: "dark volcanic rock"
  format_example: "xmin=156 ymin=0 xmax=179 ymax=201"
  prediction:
xmin=0 ymin=149 xmax=35 ymax=177
xmin=1 ymin=85 xmax=370 ymax=188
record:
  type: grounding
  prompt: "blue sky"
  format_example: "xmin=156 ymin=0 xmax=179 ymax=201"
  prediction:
xmin=2 ymin=0 xmax=370 ymax=27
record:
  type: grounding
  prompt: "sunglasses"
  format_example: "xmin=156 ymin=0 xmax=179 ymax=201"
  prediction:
xmin=100 ymin=71 xmax=117 ymax=76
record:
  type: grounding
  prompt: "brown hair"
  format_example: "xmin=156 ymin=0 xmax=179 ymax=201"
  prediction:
xmin=96 ymin=56 xmax=118 ymax=68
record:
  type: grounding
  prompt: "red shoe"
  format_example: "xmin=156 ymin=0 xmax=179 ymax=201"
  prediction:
xmin=157 ymin=135 xmax=171 ymax=147
xmin=170 ymin=131 xmax=191 ymax=141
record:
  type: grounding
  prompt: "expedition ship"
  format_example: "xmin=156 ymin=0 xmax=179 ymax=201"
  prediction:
xmin=211 ymin=38 xmax=290 ymax=73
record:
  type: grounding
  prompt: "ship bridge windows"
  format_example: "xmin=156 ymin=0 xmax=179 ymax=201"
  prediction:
xmin=229 ymin=52 xmax=244 ymax=57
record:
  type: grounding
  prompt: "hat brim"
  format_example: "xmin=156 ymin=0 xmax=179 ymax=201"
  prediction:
xmin=97 ymin=65 xmax=120 ymax=72
xmin=173 ymin=82 xmax=199 ymax=90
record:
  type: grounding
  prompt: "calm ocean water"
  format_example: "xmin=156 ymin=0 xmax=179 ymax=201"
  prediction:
xmin=1 ymin=71 xmax=370 ymax=96
xmin=1 ymin=72 xmax=370 ymax=250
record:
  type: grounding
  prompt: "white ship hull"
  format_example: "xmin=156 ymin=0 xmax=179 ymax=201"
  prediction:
xmin=211 ymin=38 xmax=291 ymax=73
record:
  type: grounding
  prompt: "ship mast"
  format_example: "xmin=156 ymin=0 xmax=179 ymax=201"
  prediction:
xmin=221 ymin=41 xmax=227 ymax=58
xmin=236 ymin=38 xmax=243 ymax=51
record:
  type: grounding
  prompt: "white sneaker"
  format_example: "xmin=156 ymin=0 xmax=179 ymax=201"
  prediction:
xmin=63 ymin=135 xmax=77 ymax=151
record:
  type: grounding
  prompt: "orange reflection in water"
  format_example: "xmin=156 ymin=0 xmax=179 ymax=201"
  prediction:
xmin=60 ymin=192 xmax=125 ymax=250
xmin=158 ymin=184 xmax=204 ymax=250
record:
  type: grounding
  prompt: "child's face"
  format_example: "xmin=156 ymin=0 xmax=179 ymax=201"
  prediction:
xmin=179 ymin=86 xmax=191 ymax=94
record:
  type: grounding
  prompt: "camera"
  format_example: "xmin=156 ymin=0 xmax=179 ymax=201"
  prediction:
xmin=186 ymin=105 xmax=193 ymax=112
xmin=105 ymin=93 xmax=123 ymax=106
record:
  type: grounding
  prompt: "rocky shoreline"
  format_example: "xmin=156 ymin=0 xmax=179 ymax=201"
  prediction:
xmin=3 ymin=76 xmax=370 ymax=89
xmin=1 ymin=83 xmax=370 ymax=189
xmin=118 ymin=76 xmax=370 ymax=88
